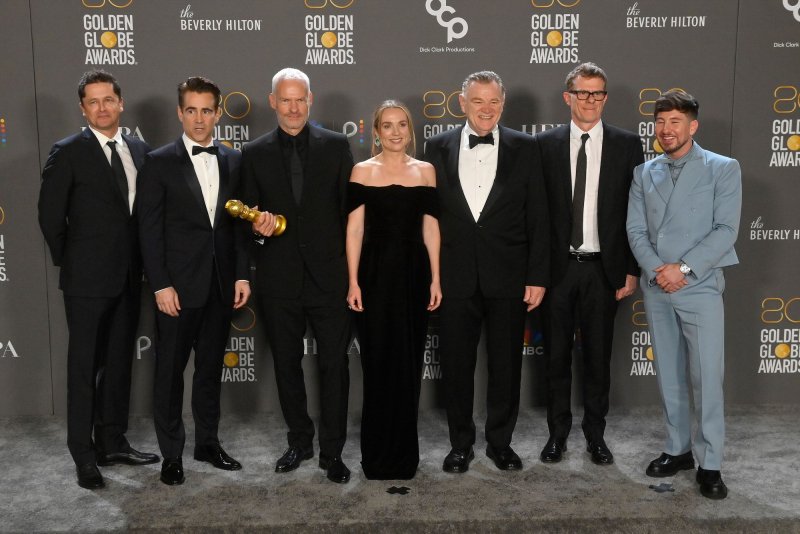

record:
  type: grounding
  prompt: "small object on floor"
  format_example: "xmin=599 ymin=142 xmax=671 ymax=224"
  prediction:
xmin=648 ymin=483 xmax=675 ymax=493
xmin=387 ymin=486 xmax=411 ymax=495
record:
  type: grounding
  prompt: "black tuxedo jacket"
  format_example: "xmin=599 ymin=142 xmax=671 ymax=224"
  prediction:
xmin=240 ymin=124 xmax=354 ymax=299
xmin=137 ymin=138 xmax=248 ymax=308
xmin=424 ymin=125 xmax=549 ymax=299
xmin=536 ymin=122 xmax=644 ymax=288
xmin=39 ymin=128 xmax=150 ymax=297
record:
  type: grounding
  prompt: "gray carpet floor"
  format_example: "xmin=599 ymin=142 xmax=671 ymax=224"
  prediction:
xmin=1 ymin=406 xmax=798 ymax=533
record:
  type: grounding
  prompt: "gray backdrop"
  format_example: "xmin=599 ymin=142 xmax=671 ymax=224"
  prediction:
xmin=1 ymin=0 xmax=798 ymax=418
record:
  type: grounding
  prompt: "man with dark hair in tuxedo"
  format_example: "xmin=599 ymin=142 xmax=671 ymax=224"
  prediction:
xmin=137 ymin=76 xmax=250 ymax=486
xmin=39 ymin=69 xmax=159 ymax=490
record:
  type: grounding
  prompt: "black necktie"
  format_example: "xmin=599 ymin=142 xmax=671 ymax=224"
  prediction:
xmin=468 ymin=133 xmax=494 ymax=149
xmin=107 ymin=140 xmax=129 ymax=208
xmin=192 ymin=145 xmax=219 ymax=156
xmin=570 ymin=133 xmax=590 ymax=250
xmin=290 ymin=137 xmax=304 ymax=205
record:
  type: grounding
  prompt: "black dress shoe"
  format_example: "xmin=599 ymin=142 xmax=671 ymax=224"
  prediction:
xmin=645 ymin=451 xmax=695 ymax=477
xmin=696 ymin=467 xmax=728 ymax=500
xmin=486 ymin=445 xmax=522 ymax=471
xmin=76 ymin=462 xmax=105 ymax=489
xmin=587 ymin=439 xmax=614 ymax=465
xmin=160 ymin=458 xmax=185 ymax=485
xmin=275 ymin=446 xmax=313 ymax=473
xmin=319 ymin=454 xmax=350 ymax=483
xmin=97 ymin=446 xmax=160 ymax=466
xmin=442 ymin=448 xmax=474 ymax=473
xmin=194 ymin=444 xmax=242 ymax=471
xmin=540 ymin=437 xmax=567 ymax=463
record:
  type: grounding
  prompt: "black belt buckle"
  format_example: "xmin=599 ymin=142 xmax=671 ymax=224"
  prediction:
xmin=570 ymin=251 xmax=600 ymax=263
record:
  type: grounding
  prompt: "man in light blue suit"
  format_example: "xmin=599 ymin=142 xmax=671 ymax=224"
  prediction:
xmin=627 ymin=90 xmax=741 ymax=500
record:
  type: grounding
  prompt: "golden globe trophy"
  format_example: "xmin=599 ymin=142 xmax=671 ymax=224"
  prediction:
xmin=224 ymin=199 xmax=287 ymax=236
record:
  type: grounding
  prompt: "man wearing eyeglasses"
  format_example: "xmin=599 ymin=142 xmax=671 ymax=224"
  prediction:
xmin=535 ymin=62 xmax=644 ymax=466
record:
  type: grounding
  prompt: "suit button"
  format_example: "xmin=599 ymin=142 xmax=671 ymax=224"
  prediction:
xmin=299 ymin=244 xmax=307 ymax=248
xmin=658 ymin=232 xmax=664 ymax=238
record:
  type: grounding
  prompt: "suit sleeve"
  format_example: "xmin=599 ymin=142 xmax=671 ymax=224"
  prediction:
xmin=38 ymin=143 xmax=72 ymax=266
xmin=527 ymin=135 xmax=550 ymax=287
xmin=681 ymin=158 xmax=742 ymax=279
xmin=624 ymin=135 xmax=645 ymax=277
xmin=228 ymin=154 xmax=250 ymax=282
xmin=337 ymin=136 xmax=355 ymax=222
xmin=136 ymin=154 xmax=171 ymax=292
xmin=626 ymin=163 xmax=663 ymax=277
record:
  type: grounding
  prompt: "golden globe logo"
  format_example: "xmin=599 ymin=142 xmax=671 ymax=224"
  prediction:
xmin=304 ymin=0 xmax=355 ymax=65
xmin=758 ymin=297 xmax=800 ymax=373
xmin=530 ymin=0 xmax=580 ymax=64
xmin=82 ymin=1 xmax=136 ymax=65
xmin=770 ymin=85 xmax=800 ymax=167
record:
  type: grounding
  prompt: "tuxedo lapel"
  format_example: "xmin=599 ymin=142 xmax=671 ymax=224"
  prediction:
xmin=82 ymin=128 xmax=129 ymax=215
xmin=213 ymin=141 xmax=229 ymax=228
xmin=122 ymin=133 xmax=146 ymax=170
xmin=480 ymin=126 xmax=511 ymax=219
xmin=175 ymin=139 xmax=209 ymax=224
xmin=442 ymin=127 xmax=473 ymax=221
xmin=553 ymin=126 xmax=573 ymax=211
xmin=661 ymin=155 xmax=703 ymax=227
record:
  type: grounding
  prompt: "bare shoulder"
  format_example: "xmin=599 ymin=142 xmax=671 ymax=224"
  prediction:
xmin=350 ymin=158 xmax=379 ymax=184
xmin=410 ymin=158 xmax=436 ymax=187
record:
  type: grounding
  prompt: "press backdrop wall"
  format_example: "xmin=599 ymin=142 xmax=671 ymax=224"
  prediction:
xmin=1 ymin=0 xmax=798 ymax=417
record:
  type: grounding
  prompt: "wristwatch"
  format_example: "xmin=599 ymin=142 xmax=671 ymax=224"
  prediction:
xmin=679 ymin=261 xmax=692 ymax=275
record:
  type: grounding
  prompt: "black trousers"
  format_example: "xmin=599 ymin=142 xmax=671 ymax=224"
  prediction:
xmin=153 ymin=282 xmax=231 ymax=459
xmin=64 ymin=279 xmax=140 ymax=466
xmin=439 ymin=292 xmax=526 ymax=451
xmin=542 ymin=258 xmax=618 ymax=444
xmin=258 ymin=273 xmax=351 ymax=458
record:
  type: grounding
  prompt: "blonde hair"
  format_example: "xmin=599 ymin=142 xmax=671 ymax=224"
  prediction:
xmin=371 ymin=100 xmax=416 ymax=157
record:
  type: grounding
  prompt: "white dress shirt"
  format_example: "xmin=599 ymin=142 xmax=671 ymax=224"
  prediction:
xmin=569 ymin=120 xmax=603 ymax=253
xmin=458 ymin=122 xmax=500 ymax=222
xmin=182 ymin=134 xmax=220 ymax=226
xmin=88 ymin=126 xmax=137 ymax=213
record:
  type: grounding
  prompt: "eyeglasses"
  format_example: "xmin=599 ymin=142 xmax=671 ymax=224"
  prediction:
xmin=568 ymin=90 xmax=608 ymax=101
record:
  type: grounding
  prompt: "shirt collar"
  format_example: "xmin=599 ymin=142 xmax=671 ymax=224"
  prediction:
xmin=462 ymin=122 xmax=500 ymax=147
xmin=666 ymin=140 xmax=701 ymax=166
xmin=87 ymin=126 xmax=123 ymax=146
xmin=569 ymin=120 xmax=603 ymax=142
xmin=182 ymin=132 xmax=216 ymax=156
xmin=278 ymin=123 xmax=310 ymax=148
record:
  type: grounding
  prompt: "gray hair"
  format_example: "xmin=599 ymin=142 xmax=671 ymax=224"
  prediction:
xmin=271 ymin=68 xmax=311 ymax=94
xmin=461 ymin=70 xmax=505 ymax=97
xmin=564 ymin=62 xmax=607 ymax=90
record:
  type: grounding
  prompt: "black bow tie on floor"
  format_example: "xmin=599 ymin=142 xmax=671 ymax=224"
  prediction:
xmin=468 ymin=133 xmax=494 ymax=149
xmin=192 ymin=145 xmax=218 ymax=155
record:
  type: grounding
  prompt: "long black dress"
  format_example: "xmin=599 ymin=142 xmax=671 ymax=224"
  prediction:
xmin=348 ymin=183 xmax=439 ymax=480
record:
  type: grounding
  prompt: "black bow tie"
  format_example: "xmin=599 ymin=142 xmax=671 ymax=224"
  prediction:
xmin=192 ymin=145 xmax=218 ymax=156
xmin=468 ymin=133 xmax=494 ymax=149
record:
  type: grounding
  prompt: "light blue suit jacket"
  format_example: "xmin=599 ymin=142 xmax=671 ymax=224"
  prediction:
xmin=627 ymin=142 xmax=741 ymax=283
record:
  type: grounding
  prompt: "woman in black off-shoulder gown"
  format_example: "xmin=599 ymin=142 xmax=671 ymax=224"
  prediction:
xmin=346 ymin=101 xmax=441 ymax=480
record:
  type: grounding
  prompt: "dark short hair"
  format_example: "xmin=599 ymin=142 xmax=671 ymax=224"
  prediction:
xmin=654 ymin=90 xmax=699 ymax=120
xmin=178 ymin=76 xmax=222 ymax=109
xmin=564 ymin=62 xmax=607 ymax=90
xmin=462 ymin=70 xmax=505 ymax=97
xmin=78 ymin=69 xmax=121 ymax=101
